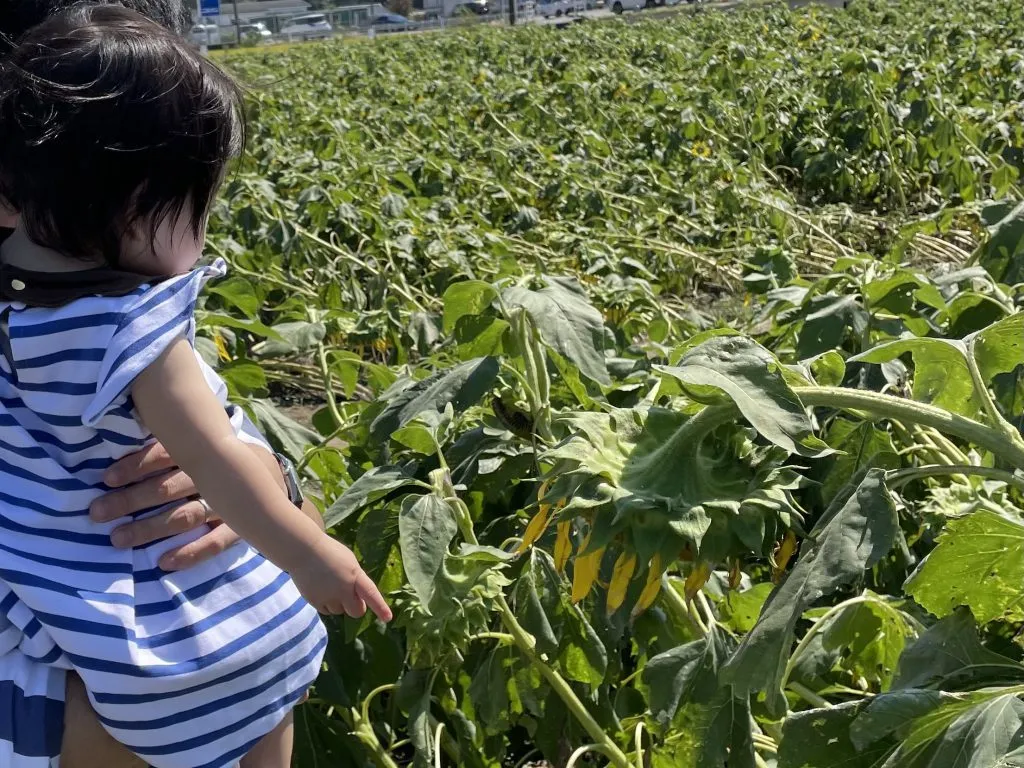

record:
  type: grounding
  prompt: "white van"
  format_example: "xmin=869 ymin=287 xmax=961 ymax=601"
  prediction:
xmin=280 ymin=13 xmax=333 ymax=40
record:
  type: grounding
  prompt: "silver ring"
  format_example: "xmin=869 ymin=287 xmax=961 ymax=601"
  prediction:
xmin=197 ymin=498 xmax=214 ymax=523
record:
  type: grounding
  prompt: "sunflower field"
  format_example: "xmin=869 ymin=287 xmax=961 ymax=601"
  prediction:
xmin=205 ymin=0 xmax=1024 ymax=764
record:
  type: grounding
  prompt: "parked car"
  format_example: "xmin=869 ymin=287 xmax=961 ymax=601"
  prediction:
xmin=189 ymin=22 xmax=221 ymax=48
xmin=369 ymin=13 xmax=416 ymax=30
xmin=536 ymin=0 xmax=580 ymax=16
xmin=280 ymin=13 xmax=332 ymax=40
xmin=238 ymin=22 xmax=273 ymax=43
xmin=452 ymin=0 xmax=489 ymax=14
xmin=608 ymin=0 xmax=646 ymax=13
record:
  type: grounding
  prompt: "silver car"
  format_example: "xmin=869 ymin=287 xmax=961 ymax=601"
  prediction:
xmin=280 ymin=13 xmax=333 ymax=40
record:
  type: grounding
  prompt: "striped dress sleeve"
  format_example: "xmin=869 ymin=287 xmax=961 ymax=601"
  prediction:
xmin=81 ymin=260 xmax=227 ymax=427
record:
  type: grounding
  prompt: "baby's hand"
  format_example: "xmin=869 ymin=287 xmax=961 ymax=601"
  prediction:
xmin=291 ymin=537 xmax=393 ymax=621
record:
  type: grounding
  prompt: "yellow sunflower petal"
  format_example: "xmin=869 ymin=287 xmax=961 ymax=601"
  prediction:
xmin=516 ymin=505 xmax=552 ymax=554
xmin=631 ymin=553 xmax=663 ymax=618
xmin=684 ymin=561 xmax=712 ymax=602
xmin=554 ymin=521 xmax=572 ymax=572
xmin=772 ymin=530 xmax=799 ymax=583
xmin=571 ymin=533 xmax=604 ymax=603
xmin=606 ymin=552 xmax=637 ymax=613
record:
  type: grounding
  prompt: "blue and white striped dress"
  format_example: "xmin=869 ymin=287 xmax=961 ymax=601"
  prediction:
xmin=0 ymin=258 xmax=327 ymax=767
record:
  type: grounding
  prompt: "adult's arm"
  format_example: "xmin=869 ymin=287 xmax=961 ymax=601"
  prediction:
xmin=90 ymin=439 xmax=325 ymax=571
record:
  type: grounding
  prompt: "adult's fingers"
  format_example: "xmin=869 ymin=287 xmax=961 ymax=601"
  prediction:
xmin=158 ymin=522 xmax=240 ymax=571
xmin=355 ymin=572 xmax=393 ymax=622
xmin=103 ymin=442 xmax=177 ymax=488
xmin=90 ymin=470 xmax=198 ymax=523
xmin=108 ymin=499 xmax=216 ymax=549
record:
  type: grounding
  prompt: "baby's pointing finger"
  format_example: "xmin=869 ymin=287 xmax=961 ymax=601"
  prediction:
xmin=356 ymin=573 xmax=393 ymax=623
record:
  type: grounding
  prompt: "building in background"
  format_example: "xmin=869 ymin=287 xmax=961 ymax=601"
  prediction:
xmin=197 ymin=0 xmax=309 ymax=31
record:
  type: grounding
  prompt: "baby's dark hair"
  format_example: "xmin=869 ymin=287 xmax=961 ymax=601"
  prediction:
xmin=0 ymin=4 xmax=244 ymax=265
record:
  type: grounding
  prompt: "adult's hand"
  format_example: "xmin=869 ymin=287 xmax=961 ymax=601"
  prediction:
xmin=90 ymin=441 xmax=325 ymax=571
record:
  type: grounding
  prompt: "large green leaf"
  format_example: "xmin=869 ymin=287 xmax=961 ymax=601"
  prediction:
xmin=503 ymin=276 xmax=610 ymax=386
xmin=779 ymin=700 xmax=889 ymax=768
xmin=324 ymin=466 xmax=420 ymax=529
xmin=442 ymin=280 xmax=498 ymax=332
xmin=720 ymin=583 xmax=774 ymax=634
xmin=399 ymin=493 xmax=458 ymax=607
xmin=207 ymin=275 xmax=260 ymax=317
xmin=891 ymin=609 xmax=1022 ymax=691
xmin=468 ymin=648 xmax=511 ymax=734
xmin=510 ymin=548 xmax=605 ymax=686
xmin=977 ymin=200 xmax=1024 ymax=284
xmin=513 ymin=549 xmax=561 ymax=656
xmin=880 ymin=690 xmax=1024 ymax=768
xmin=219 ymin=360 xmax=268 ymax=397
xmin=657 ymin=336 xmax=832 ymax=458
xmin=721 ymin=469 xmax=899 ymax=716
xmin=906 ymin=510 xmax=1024 ymax=625
xmin=794 ymin=294 xmax=869 ymax=360
xmin=852 ymin=338 xmax=983 ymax=418
xmin=246 ymin=398 xmax=319 ymax=463
xmin=454 ymin=315 xmax=508 ymax=360
xmin=819 ymin=594 xmax=917 ymax=690
xmin=696 ymin=690 xmax=756 ymax=768
xmin=252 ymin=320 xmax=327 ymax=357
xmin=863 ymin=271 xmax=947 ymax=314
xmin=924 ymin=693 xmax=1024 ymax=768
xmin=559 ymin=602 xmax=608 ymax=687
xmin=973 ymin=312 xmax=1024 ymax=384
xmin=850 ymin=689 xmax=946 ymax=752
xmin=397 ymin=669 xmax=434 ymax=768
xmin=820 ymin=418 xmax=900 ymax=504
xmin=370 ymin=357 xmax=499 ymax=442
xmin=643 ymin=624 xmax=733 ymax=727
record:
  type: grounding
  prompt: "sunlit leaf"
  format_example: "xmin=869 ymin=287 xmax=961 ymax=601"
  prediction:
xmin=657 ymin=336 xmax=832 ymax=458
xmin=906 ymin=510 xmax=1024 ymax=624
xmin=722 ymin=469 xmax=898 ymax=716
xmin=503 ymin=277 xmax=610 ymax=386
xmin=399 ymin=493 xmax=458 ymax=607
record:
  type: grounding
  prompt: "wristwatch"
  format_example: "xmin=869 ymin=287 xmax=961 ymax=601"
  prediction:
xmin=275 ymin=453 xmax=304 ymax=508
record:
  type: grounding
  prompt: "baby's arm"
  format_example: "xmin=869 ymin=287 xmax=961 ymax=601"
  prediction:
xmin=132 ymin=337 xmax=391 ymax=621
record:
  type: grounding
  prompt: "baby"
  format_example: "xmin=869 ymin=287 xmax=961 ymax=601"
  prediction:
xmin=0 ymin=5 xmax=388 ymax=766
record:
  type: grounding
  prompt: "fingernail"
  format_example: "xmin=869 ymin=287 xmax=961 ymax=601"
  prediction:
xmin=111 ymin=529 xmax=131 ymax=548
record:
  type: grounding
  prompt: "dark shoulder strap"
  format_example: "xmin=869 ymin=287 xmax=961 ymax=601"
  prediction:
xmin=0 ymin=263 xmax=155 ymax=308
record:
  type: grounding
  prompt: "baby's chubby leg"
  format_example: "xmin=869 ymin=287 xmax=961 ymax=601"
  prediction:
xmin=63 ymin=671 xmax=299 ymax=768
xmin=240 ymin=711 xmax=294 ymax=768
xmin=61 ymin=673 xmax=147 ymax=768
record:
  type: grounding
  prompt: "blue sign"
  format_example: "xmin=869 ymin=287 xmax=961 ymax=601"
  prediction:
xmin=199 ymin=0 xmax=220 ymax=17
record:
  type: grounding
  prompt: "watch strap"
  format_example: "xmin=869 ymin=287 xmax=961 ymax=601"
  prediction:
xmin=275 ymin=453 xmax=304 ymax=508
